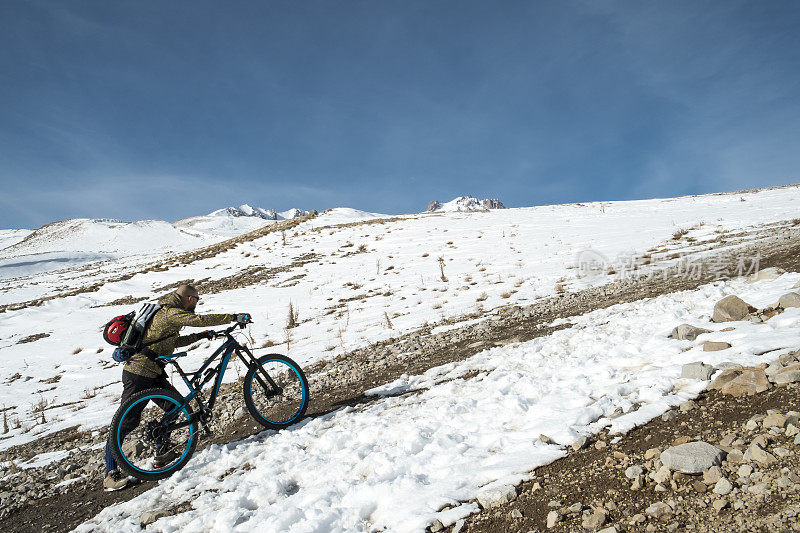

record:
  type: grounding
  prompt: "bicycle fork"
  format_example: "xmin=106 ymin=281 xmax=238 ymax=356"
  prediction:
xmin=235 ymin=346 xmax=283 ymax=397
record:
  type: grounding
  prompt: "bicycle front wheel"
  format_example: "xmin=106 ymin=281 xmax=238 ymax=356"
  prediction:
xmin=109 ymin=387 xmax=198 ymax=481
xmin=243 ymin=354 xmax=309 ymax=429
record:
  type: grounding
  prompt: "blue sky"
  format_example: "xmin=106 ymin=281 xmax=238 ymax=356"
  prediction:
xmin=1 ymin=1 xmax=799 ymax=229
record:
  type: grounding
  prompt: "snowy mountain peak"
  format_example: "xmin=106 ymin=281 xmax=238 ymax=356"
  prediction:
xmin=427 ymin=196 xmax=506 ymax=213
xmin=209 ymin=205 xmax=310 ymax=221
xmin=210 ymin=205 xmax=278 ymax=220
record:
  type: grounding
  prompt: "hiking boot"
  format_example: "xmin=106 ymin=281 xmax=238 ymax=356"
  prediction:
xmin=153 ymin=449 xmax=178 ymax=469
xmin=103 ymin=470 xmax=131 ymax=492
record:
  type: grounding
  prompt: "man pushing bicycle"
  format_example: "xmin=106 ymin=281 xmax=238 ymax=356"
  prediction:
xmin=104 ymin=284 xmax=250 ymax=492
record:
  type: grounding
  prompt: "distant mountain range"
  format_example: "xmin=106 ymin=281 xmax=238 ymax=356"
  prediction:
xmin=0 ymin=197 xmax=507 ymax=278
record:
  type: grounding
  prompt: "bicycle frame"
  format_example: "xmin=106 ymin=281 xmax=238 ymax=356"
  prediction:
xmin=156 ymin=327 xmax=281 ymax=431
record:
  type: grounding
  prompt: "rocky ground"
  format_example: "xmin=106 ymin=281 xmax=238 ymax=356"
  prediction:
xmin=2 ymin=223 xmax=800 ymax=532
xmin=451 ymin=364 xmax=800 ymax=533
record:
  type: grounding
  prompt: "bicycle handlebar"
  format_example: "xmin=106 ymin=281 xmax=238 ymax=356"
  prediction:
xmin=213 ymin=319 xmax=252 ymax=338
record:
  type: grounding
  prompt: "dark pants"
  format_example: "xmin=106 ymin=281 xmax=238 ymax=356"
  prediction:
xmin=105 ymin=370 xmax=180 ymax=474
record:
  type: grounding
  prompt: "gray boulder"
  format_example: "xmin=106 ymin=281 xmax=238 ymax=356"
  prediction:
xmin=476 ymin=484 xmax=517 ymax=509
xmin=659 ymin=441 xmax=726 ymax=474
xmin=772 ymin=370 xmax=800 ymax=385
xmin=669 ymin=324 xmax=711 ymax=341
xmin=140 ymin=509 xmax=170 ymax=527
xmin=681 ymin=362 xmax=715 ymax=381
xmin=778 ymin=292 xmax=800 ymax=309
xmin=712 ymin=295 xmax=756 ymax=322
xmin=702 ymin=341 xmax=731 ymax=352
xmin=713 ymin=478 xmax=733 ymax=496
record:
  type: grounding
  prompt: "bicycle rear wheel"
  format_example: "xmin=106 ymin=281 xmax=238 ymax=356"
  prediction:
xmin=109 ymin=387 xmax=198 ymax=481
xmin=243 ymin=354 xmax=309 ymax=429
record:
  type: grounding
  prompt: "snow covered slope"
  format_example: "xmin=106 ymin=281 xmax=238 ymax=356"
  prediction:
xmin=0 ymin=229 xmax=33 ymax=251
xmin=0 ymin=219 xmax=219 ymax=279
xmin=75 ymin=272 xmax=800 ymax=532
xmin=1 ymin=185 xmax=800 ymax=531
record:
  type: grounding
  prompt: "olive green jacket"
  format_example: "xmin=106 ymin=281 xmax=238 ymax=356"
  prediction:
xmin=123 ymin=292 xmax=235 ymax=378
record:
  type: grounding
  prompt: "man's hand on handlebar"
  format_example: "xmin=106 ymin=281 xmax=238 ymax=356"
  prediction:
xmin=235 ymin=313 xmax=253 ymax=325
xmin=198 ymin=330 xmax=214 ymax=340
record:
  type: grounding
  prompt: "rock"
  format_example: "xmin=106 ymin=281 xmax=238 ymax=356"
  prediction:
xmin=708 ymin=369 xmax=741 ymax=390
xmin=692 ymin=480 xmax=707 ymax=493
xmin=773 ymin=446 xmax=791 ymax=458
xmin=751 ymin=434 xmax=771 ymax=448
xmin=703 ymin=466 xmax=723 ymax=484
xmin=598 ymin=528 xmax=618 ymax=533
xmin=702 ymin=341 xmax=732 ymax=352
xmin=477 ymin=484 xmax=517 ymax=509
xmin=712 ymin=499 xmax=729 ymax=513
xmin=539 ymin=434 xmax=555 ymax=445
xmin=582 ymin=511 xmax=607 ymax=530
xmin=509 ymin=509 xmax=523 ymax=519
xmin=645 ymin=448 xmax=661 ymax=460
xmin=717 ymin=361 xmax=743 ymax=371
xmin=778 ymin=292 xmax=800 ymax=308
xmin=727 ymin=449 xmax=744 ymax=464
xmin=681 ymin=362 xmax=714 ymax=380
xmin=429 ymin=519 xmax=443 ymax=532
xmin=672 ymin=435 xmax=692 ymax=446
xmin=625 ymin=465 xmax=643 ymax=480
xmin=568 ymin=502 xmax=583 ymax=513
xmin=779 ymin=353 xmax=798 ymax=366
xmin=660 ymin=442 xmax=726 ymax=474
xmin=744 ymin=443 xmax=778 ymax=466
xmin=746 ymin=267 xmax=785 ymax=283
xmin=653 ymin=465 xmax=672 ymax=484
xmin=762 ymin=412 xmax=789 ymax=428
xmin=772 ymin=370 xmax=800 ymax=385
xmin=765 ymin=360 xmax=787 ymax=377
xmin=720 ymin=368 xmax=770 ymax=396
xmin=645 ymin=502 xmax=673 ymax=521
xmin=712 ymin=295 xmax=756 ymax=322
xmin=595 ymin=441 xmax=607 ymax=450
xmin=669 ymin=324 xmax=711 ymax=341
xmin=749 ymin=483 xmax=770 ymax=495
xmin=661 ymin=410 xmax=678 ymax=422
xmin=787 ymin=424 xmax=799 ymax=437
xmin=679 ymin=400 xmax=697 ymax=412
xmin=546 ymin=510 xmax=561 ymax=528
xmin=140 ymin=509 xmax=170 ymax=527
xmin=572 ymin=436 xmax=589 ymax=451
xmin=738 ymin=464 xmax=754 ymax=477
xmin=713 ymin=478 xmax=733 ymax=495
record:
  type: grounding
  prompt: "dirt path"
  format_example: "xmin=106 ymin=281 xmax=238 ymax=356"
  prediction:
xmin=2 ymin=224 xmax=800 ymax=532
